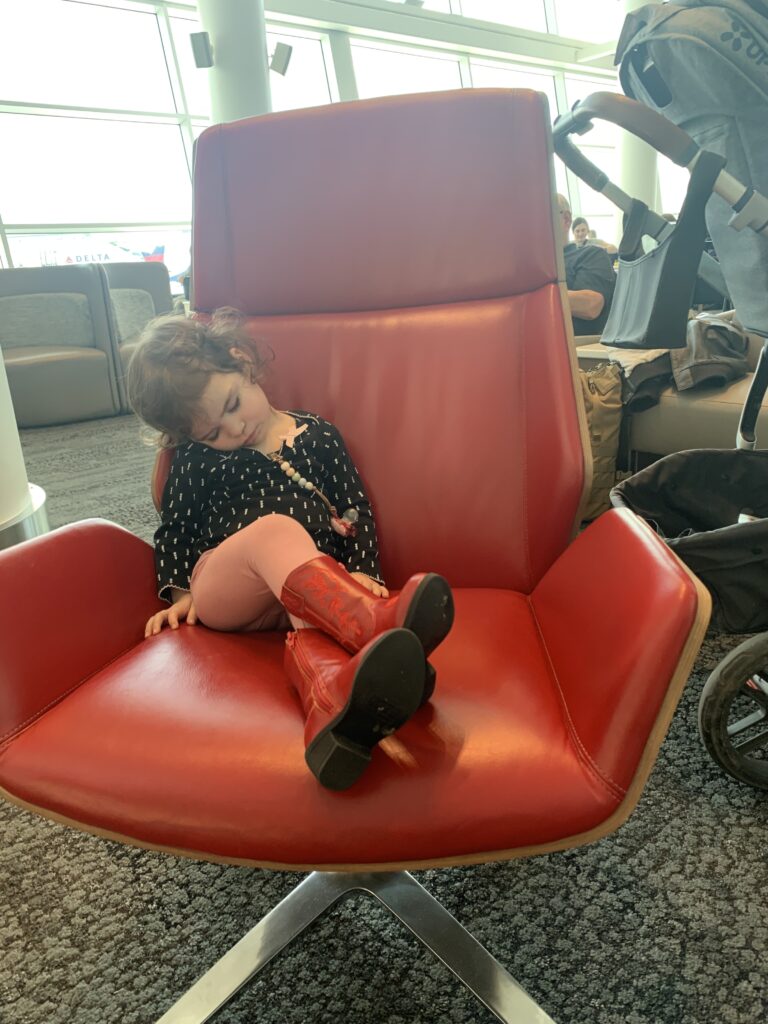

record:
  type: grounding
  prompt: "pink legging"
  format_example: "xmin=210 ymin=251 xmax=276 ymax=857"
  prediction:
xmin=190 ymin=515 xmax=321 ymax=632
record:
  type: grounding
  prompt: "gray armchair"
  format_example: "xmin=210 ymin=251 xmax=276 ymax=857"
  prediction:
xmin=103 ymin=261 xmax=173 ymax=409
xmin=0 ymin=265 xmax=122 ymax=427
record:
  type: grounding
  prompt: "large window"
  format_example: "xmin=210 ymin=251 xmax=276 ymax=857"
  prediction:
xmin=387 ymin=0 xmax=625 ymax=38
xmin=351 ymin=40 xmax=464 ymax=98
xmin=0 ymin=0 xmax=624 ymax=276
xmin=468 ymin=60 xmax=555 ymax=105
xmin=457 ymin=0 xmax=546 ymax=32
xmin=0 ymin=1 xmax=175 ymax=110
xmin=563 ymin=75 xmax=623 ymax=248
xmin=9 ymin=228 xmax=192 ymax=284
xmin=658 ymin=161 xmax=690 ymax=218
xmin=390 ymin=0 xmax=547 ymax=31
xmin=0 ymin=0 xmax=196 ymax=282
xmin=554 ymin=0 xmax=625 ymax=40
xmin=169 ymin=12 xmax=212 ymax=118
xmin=468 ymin=60 xmax=568 ymax=194
xmin=268 ymin=29 xmax=337 ymax=111
xmin=0 ymin=114 xmax=191 ymax=224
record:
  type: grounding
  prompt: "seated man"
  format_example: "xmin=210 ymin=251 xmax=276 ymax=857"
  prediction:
xmin=557 ymin=195 xmax=616 ymax=336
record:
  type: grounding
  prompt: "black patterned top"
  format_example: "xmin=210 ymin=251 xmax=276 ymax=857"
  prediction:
xmin=154 ymin=411 xmax=383 ymax=600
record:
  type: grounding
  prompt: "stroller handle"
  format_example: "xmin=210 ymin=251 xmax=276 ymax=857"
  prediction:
xmin=737 ymin=340 xmax=768 ymax=450
xmin=553 ymin=137 xmax=612 ymax=196
xmin=554 ymin=92 xmax=768 ymax=240
xmin=553 ymin=91 xmax=697 ymax=166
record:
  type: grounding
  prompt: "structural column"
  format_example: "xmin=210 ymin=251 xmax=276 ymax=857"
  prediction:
xmin=196 ymin=0 xmax=272 ymax=123
xmin=0 ymin=347 xmax=48 ymax=550
xmin=618 ymin=0 xmax=661 ymax=210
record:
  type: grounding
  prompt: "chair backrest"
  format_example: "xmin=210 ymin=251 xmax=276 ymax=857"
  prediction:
xmin=0 ymin=264 xmax=114 ymax=354
xmin=191 ymin=89 xmax=588 ymax=590
xmin=151 ymin=446 xmax=175 ymax=511
xmin=103 ymin=262 xmax=173 ymax=344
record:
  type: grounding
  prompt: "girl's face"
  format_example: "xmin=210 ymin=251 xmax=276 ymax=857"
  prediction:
xmin=191 ymin=370 xmax=273 ymax=451
xmin=573 ymin=222 xmax=590 ymax=245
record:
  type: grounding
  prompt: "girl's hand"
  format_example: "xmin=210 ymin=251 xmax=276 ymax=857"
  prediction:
xmin=350 ymin=572 xmax=389 ymax=598
xmin=145 ymin=593 xmax=198 ymax=638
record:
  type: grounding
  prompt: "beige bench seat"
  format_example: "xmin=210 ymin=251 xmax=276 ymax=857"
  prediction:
xmin=575 ymin=331 xmax=767 ymax=457
xmin=631 ymin=374 xmax=768 ymax=454
xmin=7 ymin=346 xmax=117 ymax=426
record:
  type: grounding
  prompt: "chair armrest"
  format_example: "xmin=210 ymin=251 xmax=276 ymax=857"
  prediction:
xmin=0 ymin=519 xmax=161 ymax=745
xmin=530 ymin=508 xmax=710 ymax=793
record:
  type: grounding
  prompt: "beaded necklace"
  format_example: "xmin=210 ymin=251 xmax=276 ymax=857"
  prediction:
xmin=264 ymin=421 xmax=359 ymax=537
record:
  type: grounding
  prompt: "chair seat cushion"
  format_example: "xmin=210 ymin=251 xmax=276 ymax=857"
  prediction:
xmin=5 ymin=345 xmax=106 ymax=365
xmin=0 ymin=590 xmax=622 ymax=868
xmin=630 ymin=374 xmax=768 ymax=454
xmin=5 ymin=347 xmax=119 ymax=426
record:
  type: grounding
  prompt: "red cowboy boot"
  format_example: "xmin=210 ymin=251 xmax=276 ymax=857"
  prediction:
xmin=280 ymin=556 xmax=453 ymax=703
xmin=285 ymin=627 xmax=424 ymax=790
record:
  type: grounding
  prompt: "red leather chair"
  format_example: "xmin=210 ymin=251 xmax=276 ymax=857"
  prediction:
xmin=0 ymin=90 xmax=710 ymax=1024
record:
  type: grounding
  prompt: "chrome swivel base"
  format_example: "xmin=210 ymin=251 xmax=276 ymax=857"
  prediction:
xmin=155 ymin=870 xmax=556 ymax=1024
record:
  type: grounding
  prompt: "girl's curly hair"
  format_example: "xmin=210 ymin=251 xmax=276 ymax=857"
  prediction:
xmin=126 ymin=307 xmax=270 ymax=447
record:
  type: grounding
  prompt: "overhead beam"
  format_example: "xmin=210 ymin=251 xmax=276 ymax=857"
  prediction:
xmin=576 ymin=41 xmax=618 ymax=67
xmin=265 ymin=0 xmax=589 ymax=67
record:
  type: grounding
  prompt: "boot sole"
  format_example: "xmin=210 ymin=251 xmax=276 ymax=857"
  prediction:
xmin=305 ymin=629 xmax=424 ymax=791
xmin=400 ymin=573 xmax=454 ymax=654
xmin=400 ymin=574 xmax=453 ymax=704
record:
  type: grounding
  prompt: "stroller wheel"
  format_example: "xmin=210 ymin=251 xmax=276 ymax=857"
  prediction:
xmin=698 ymin=633 xmax=768 ymax=790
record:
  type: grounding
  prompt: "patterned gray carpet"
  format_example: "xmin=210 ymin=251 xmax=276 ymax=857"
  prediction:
xmin=3 ymin=413 xmax=768 ymax=1024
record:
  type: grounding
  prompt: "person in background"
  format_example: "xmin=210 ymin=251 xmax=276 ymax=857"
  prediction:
xmin=572 ymin=215 xmax=618 ymax=254
xmin=556 ymin=194 xmax=617 ymax=336
xmin=572 ymin=216 xmax=591 ymax=246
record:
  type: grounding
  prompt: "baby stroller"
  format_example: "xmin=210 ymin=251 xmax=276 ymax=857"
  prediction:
xmin=612 ymin=358 xmax=768 ymax=791
xmin=552 ymin=90 xmax=768 ymax=789
xmin=615 ymin=0 xmax=768 ymax=339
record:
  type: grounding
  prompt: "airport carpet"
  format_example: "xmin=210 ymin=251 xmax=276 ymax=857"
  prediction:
xmin=3 ymin=413 xmax=767 ymax=1024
